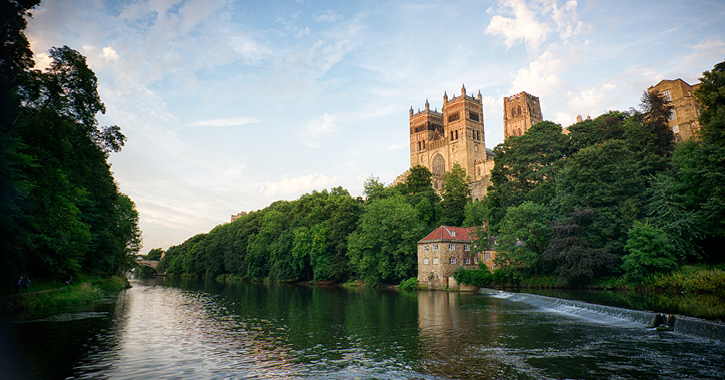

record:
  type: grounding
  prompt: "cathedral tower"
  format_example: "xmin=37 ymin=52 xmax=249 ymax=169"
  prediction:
xmin=410 ymin=85 xmax=486 ymax=190
xmin=503 ymin=91 xmax=543 ymax=139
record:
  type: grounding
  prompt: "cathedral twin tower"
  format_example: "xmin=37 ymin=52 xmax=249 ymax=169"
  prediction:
xmin=409 ymin=85 xmax=542 ymax=200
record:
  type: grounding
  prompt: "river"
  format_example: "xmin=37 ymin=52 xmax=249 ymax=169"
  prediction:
xmin=2 ymin=277 xmax=724 ymax=379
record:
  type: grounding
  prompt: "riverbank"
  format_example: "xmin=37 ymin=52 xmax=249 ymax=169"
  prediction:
xmin=1 ymin=275 xmax=130 ymax=312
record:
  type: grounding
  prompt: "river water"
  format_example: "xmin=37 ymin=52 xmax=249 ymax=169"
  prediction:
xmin=2 ymin=277 xmax=724 ymax=379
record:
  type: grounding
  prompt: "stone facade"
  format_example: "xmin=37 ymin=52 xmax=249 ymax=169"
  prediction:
xmin=231 ymin=211 xmax=248 ymax=223
xmin=503 ymin=91 xmax=543 ymax=139
xmin=409 ymin=85 xmax=495 ymax=201
xmin=417 ymin=226 xmax=491 ymax=291
xmin=648 ymin=79 xmax=701 ymax=142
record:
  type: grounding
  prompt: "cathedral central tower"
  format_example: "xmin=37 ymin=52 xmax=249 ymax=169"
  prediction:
xmin=409 ymin=85 xmax=488 ymax=196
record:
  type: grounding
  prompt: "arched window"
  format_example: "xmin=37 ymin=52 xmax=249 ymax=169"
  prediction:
xmin=417 ymin=141 xmax=421 ymax=150
xmin=432 ymin=154 xmax=446 ymax=176
xmin=455 ymin=130 xmax=458 ymax=139
xmin=517 ymin=105 xmax=522 ymax=117
xmin=511 ymin=107 xmax=515 ymax=118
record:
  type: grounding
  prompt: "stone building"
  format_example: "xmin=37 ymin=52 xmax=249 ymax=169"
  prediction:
xmin=417 ymin=226 xmax=477 ymax=290
xmin=503 ymin=91 xmax=543 ymax=139
xmin=231 ymin=211 xmax=247 ymax=223
xmin=409 ymin=85 xmax=495 ymax=201
xmin=648 ymin=79 xmax=701 ymax=142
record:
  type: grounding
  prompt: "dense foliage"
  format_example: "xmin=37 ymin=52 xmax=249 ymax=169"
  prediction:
xmin=1 ymin=1 xmax=141 ymax=285
xmin=474 ymin=60 xmax=725 ymax=286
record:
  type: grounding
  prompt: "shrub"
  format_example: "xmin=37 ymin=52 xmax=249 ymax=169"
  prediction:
xmin=622 ymin=221 xmax=678 ymax=282
xmin=399 ymin=277 xmax=418 ymax=291
xmin=453 ymin=267 xmax=493 ymax=287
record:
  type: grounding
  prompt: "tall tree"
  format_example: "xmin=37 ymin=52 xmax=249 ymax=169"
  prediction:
xmin=347 ymin=195 xmax=424 ymax=285
xmin=493 ymin=201 xmax=551 ymax=279
xmin=439 ymin=163 xmax=471 ymax=226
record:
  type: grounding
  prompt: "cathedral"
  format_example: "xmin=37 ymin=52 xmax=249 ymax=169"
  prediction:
xmin=408 ymin=85 xmax=542 ymax=200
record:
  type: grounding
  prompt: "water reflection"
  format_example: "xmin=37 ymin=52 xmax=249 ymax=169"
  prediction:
xmin=3 ymin=278 xmax=725 ymax=380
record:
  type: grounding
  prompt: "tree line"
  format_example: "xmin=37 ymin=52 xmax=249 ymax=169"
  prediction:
xmin=1 ymin=0 xmax=141 ymax=286
xmin=157 ymin=60 xmax=725 ymax=288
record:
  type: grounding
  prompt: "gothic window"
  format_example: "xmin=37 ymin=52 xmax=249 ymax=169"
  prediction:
xmin=448 ymin=112 xmax=460 ymax=122
xmin=450 ymin=131 xmax=454 ymax=140
xmin=511 ymin=107 xmax=515 ymax=118
xmin=417 ymin=141 xmax=421 ymax=150
xmin=455 ymin=130 xmax=458 ymax=139
xmin=517 ymin=105 xmax=522 ymax=117
xmin=469 ymin=111 xmax=480 ymax=122
xmin=422 ymin=140 xmax=425 ymax=149
xmin=477 ymin=168 xmax=481 ymax=176
xmin=432 ymin=154 xmax=446 ymax=176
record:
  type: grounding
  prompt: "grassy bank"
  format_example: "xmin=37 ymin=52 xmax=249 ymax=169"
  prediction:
xmin=2 ymin=275 xmax=130 ymax=312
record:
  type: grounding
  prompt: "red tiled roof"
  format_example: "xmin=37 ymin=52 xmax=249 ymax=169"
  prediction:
xmin=418 ymin=226 xmax=474 ymax=243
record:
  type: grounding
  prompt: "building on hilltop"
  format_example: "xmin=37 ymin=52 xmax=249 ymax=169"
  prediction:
xmin=408 ymin=84 xmax=495 ymax=201
xmin=648 ymin=79 xmax=701 ymax=142
xmin=417 ymin=225 xmax=497 ymax=290
xmin=503 ymin=91 xmax=543 ymax=139
xmin=231 ymin=211 xmax=247 ymax=223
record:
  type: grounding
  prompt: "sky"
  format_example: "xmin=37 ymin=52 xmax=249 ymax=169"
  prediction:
xmin=25 ymin=0 xmax=725 ymax=254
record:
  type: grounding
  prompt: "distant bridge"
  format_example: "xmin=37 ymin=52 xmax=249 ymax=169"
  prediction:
xmin=136 ymin=260 xmax=159 ymax=269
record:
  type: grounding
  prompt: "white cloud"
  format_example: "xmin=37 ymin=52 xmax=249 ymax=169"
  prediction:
xmin=296 ymin=112 xmax=337 ymax=147
xmin=485 ymin=0 xmax=585 ymax=51
xmin=263 ymin=173 xmax=340 ymax=197
xmin=509 ymin=47 xmax=567 ymax=97
xmin=191 ymin=116 xmax=261 ymax=127
xmin=316 ymin=10 xmax=338 ymax=22
xmin=485 ymin=0 xmax=551 ymax=51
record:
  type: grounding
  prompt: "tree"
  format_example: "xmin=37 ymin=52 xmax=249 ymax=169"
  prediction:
xmin=145 ymin=248 xmax=164 ymax=261
xmin=637 ymin=90 xmax=675 ymax=157
xmin=404 ymin=165 xmax=433 ymax=195
xmin=553 ymin=139 xmax=645 ymax=256
xmin=439 ymin=163 xmax=471 ymax=226
xmin=622 ymin=221 xmax=678 ymax=282
xmin=494 ymin=201 xmax=551 ymax=279
xmin=486 ymin=121 xmax=568 ymax=227
xmin=347 ymin=195 xmax=425 ymax=285
xmin=542 ymin=208 xmax=616 ymax=285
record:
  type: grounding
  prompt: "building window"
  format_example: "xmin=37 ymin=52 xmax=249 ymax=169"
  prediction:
xmin=449 ymin=257 xmax=456 ymax=264
xmin=464 ymin=258 xmax=471 ymax=264
xmin=474 ymin=257 xmax=479 ymax=264
xmin=464 ymin=245 xmax=470 ymax=251
xmin=449 ymin=244 xmax=455 ymax=251
xmin=423 ymin=258 xmax=429 ymax=265
xmin=432 ymin=244 xmax=439 ymax=251
xmin=423 ymin=245 xmax=429 ymax=251
xmin=662 ymin=90 xmax=672 ymax=102
xmin=433 ymin=257 xmax=439 ymax=264
xmin=672 ymin=125 xmax=680 ymax=133
xmin=455 ymin=130 xmax=458 ymax=139
xmin=448 ymin=112 xmax=460 ymax=122
xmin=469 ymin=112 xmax=480 ymax=122
xmin=669 ymin=110 xmax=676 ymax=120
xmin=484 ymin=252 xmax=491 ymax=261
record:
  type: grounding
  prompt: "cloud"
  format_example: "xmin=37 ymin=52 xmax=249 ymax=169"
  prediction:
xmin=190 ymin=116 xmax=261 ymax=127
xmin=485 ymin=0 xmax=585 ymax=51
xmin=316 ymin=10 xmax=338 ymax=22
xmin=485 ymin=0 xmax=551 ymax=51
xmin=263 ymin=173 xmax=340 ymax=197
xmin=296 ymin=112 xmax=337 ymax=147
xmin=509 ymin=47 xmax=567 ymax=97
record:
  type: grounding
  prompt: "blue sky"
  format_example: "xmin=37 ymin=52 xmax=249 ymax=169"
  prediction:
xmin=26 ymin=0 xmax=725 ymax=253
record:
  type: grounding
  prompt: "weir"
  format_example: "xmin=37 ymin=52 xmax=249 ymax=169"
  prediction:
xmin=479 ymin=288 xmax=725 ymax=342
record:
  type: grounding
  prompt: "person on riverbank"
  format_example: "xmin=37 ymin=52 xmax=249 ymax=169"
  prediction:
xmin=66 ymin=277 xmax=73 ymax=285
xmin=23 ymin=277 xmax=30 ymax=293
xmin=15 ymin=276 xmax=23 ymax=294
